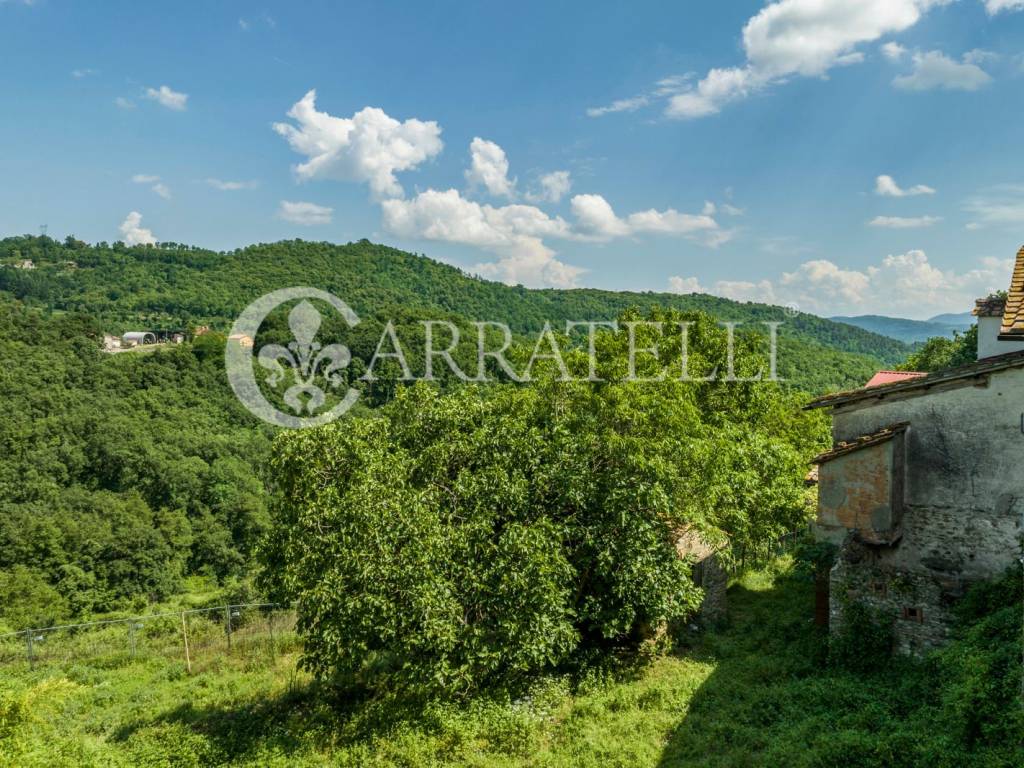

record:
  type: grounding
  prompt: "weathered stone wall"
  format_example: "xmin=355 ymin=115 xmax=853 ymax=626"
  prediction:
xmin=829 ymin=541 xmax=956 ymax=653
xmin=692 ymin=554 xmax=727 ymax=626
xmin=820 ymin=365 xmax=1024 ymax=651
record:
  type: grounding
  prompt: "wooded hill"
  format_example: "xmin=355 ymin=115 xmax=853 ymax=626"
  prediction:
xmin=0 ymin=235 xmax=909 ymax=394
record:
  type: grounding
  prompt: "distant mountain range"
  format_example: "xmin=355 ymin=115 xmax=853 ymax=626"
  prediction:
xmin=830 ymin=312 xmax=975 ymax=344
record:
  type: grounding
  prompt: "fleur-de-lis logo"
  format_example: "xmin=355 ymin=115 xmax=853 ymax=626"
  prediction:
xmin=257 ymin=300 xmax=351 ymax=414
xmin=226 ymin=288 xmax=360 ymax=428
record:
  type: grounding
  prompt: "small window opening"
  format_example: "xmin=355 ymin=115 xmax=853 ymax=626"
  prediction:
xmin=901 ymin=606 xmax=923 ymax=623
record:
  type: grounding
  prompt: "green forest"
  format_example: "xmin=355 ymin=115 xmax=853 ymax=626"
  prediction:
xmin=0 ymin=236 xmax=1019 ymax=767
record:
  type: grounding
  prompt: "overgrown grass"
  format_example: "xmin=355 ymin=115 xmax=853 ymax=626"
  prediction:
xmin=0 ymin=558 xmax=1019 ymax=767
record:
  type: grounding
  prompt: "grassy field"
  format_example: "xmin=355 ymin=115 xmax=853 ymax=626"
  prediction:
xmin=0 ymin=559 xmax=1019 ymax=767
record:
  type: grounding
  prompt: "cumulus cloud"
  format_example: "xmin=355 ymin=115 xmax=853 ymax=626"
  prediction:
xmin=661 ymin=0 xmax=947 ymax=119
xmin=114 ymin=96 xmax=135 ymax=110
xmin=278 ymin=200 xmax=333 ymax=226
xmin=205 ymin=178 xmax=259 ymax=191
xmin=868 ymin=215 xmax=942 ymax=228
xmin=571 ymin=194 xmax=726 ymax=244
xmin=668 ymin=276 xmax=705 ymax=294
xmin=704 ymin=250 xmax=1011 ymax=318
xmin=71 ymin=68 xmax=97 ymax=78
xmin=144 ymin=85 xmax=188 ymax=111
xmin=525 ymin=170 xmax=572 ymax=204
xmin=985 ymin=0 xmax=1024 ymax=14
xmin=273 ymin=89 xmax=443 ymax=199
xmin=465 ymin=137 xmax=516 ymax=198
xmin=380 ymin=188 xmax=727 ymax=288
xmin=119 ymin=211 xmax=156 ymax=246
xmin=381 ymin=188 xmax=581 ymax=288
xmin=875 ymin=174 xmax=936 ymax=197
xmin=892 ymin=50 xmax=992 ymax=91
xmin=570 ymin=194 xmax=633 ymax=238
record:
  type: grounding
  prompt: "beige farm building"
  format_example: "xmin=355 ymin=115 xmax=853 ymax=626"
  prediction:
xmin=806 ymin=246 xmax=1024 ymax=653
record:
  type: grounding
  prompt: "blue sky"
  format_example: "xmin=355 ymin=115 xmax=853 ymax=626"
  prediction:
xmin=3 ymin=0 xmax=1024 ymax=317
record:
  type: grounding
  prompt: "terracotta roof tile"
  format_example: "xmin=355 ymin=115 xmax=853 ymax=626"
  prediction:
xmin=999 ymin=245 xmax=1024 ymax=338
xmin=813 ymin=422 xmax=909 ymax=465
xmin=865 ymin=370 xmax=927 ymax=388
xmin=806 ymin=348 xmax=1024 ymax=410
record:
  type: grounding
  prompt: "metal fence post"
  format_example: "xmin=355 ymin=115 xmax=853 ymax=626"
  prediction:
xmin=25 ymin=631 xmax=34 ymax=669
xmin=224 ymin=605 xmax=232 ymax=651
xmin=129 ymin=621 xmax=137 ymax=659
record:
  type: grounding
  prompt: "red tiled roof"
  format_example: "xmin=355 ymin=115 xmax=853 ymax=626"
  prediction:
xmin=806 ymin=349 xmax=1024 ymax=410
xmin=864 ymin=370 xmax=927 ymax=388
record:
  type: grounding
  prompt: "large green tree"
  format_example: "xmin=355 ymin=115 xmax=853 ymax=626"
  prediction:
xmin=262 ymin=311 xmax=827 ymax=694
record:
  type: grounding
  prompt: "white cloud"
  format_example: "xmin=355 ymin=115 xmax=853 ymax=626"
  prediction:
xmin=570 ymin=194 xmax=726 ymax=244
xmin=964 ymin=48 xmax=999 ymax=66
xmin=114 ymin=96 xmax=135 ymax=110
xmin=586 ymin=74 xmax=693 ymax=118
xmin=278 ymin=200 xmax=333 ymax=226
xmin=465 ymin=137 xmax=516 ymax=198
xmin=892 ymin=50 xmax=992 ymax=91
xmin=868 ymin=215 xmax=942 ymax=228
xmin=875 ymin=174 xmax=936 ymax=197
xmin=132 ymin=174 xmax=171 ymax=199
xmin=664 ymin=0 xmax=947 ymax=119
xmin=525 ymin=170 xmax=572 ymax=204
xmin=205 ymin=178 xmax=259 ymax=191
xmin=964 ymin=184 xmax=1024 ymax=229
xmin=381 ymin=188 xmax=581 ymax=288
xmin=381 ymin=188 xmax=727 ymax=288
xmin=119 ymin=211 xmax=156 ymax=246
xmin=71 ymin=68 xmax=97 ymax=78
xmin=668 ymin=276 xmax=705 ymax=294
xmin=273 ymin=89 xmax=443 ymax=199
xmin=985 ymin=0 xmax=1024 ymax=14
xmin=707 ymin=250 xmax=1011 ymax=317
xmin=881 ymin=42 xmax=907 ymax=61
xmin=586 ymin=96 xmax=651 ymax=117
xmin=144 ymin=85 xmax=188 ymax=111
xmin=570 ymin=194 xmax=632 ymax=238
xmin=238 ymin=18 xmax=249 ymax=30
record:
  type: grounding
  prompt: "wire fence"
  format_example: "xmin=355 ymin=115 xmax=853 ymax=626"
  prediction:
xmin=0 ymin=603 xmax=296 ymax=673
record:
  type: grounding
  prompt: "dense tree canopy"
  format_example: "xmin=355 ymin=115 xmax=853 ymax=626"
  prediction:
xmin=0 ymin=303 xmax=273 ymax=628
xmin=0 ymin=235 xmax=908 ymax=393
xmin=262 ymin=311 xmax=828 ymax=694
xmin=899 ymin=325 xmax=978 ymax=372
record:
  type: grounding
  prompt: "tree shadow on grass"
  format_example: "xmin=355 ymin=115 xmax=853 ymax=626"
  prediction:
xmin=653 ymin=568 xmax=978 ymax=768
xmin=109 ymin=675 xmax=450 ymax=763
xmin=656 ymin=570 xmax=842 ymax=768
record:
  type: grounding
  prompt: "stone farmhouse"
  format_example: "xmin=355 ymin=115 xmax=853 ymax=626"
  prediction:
xmin=806 ymin=246 xmax=1024 ymax=653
